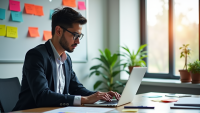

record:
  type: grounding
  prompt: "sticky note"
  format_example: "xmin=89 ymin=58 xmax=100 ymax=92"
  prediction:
xmin=28 ymin=27 xmax=40 ymax=37
xmin=151 ymin=99 xmax=162 ymax=102
xmin=143 ymin=95 xmax=162 ymax=98
xmin=9 ymin=0 xmax=21 ymax=12
xmin=24 ymin=3 xmax=35 ymax=14
xmin=11 ymin=11 xmax=23 ymax=22
xmin=0 ymin=25 xmax=6 ymax=36
xmin=50 ymin=9 xmax=55 ymax=19
xmin=78 ymin=1 xmax=86 ymax=10
xmin=161 ymin=99 xmax=178 ymax=103
xmin=122 ymin=109 xmax=138 ymax=112
xmin=62 ymin=0 xmax=76 ymax=7
xmin=0 ymin=8 xmax=6 ymax=20
xmin=6 ymin=26 xmax=18 ymax=38
xmin=34 ymin=5 xmax=44 ymax=16
xmin=43 ymin=31 xmax=52 ymax=41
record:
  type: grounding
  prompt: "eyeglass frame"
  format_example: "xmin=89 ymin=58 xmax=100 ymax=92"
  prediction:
xmin=59 ymin=26 xmax=84 ymax=40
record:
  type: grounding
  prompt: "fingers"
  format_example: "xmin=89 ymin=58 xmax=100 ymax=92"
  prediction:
xmin=96 ymin=92 xmax=111 ymax=101
xmin=107 ymin=91 xmax=121 ymax=100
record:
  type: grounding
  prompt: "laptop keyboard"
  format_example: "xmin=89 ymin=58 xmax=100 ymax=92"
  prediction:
xmin=99 ymin=100 xmax=118 ymax=104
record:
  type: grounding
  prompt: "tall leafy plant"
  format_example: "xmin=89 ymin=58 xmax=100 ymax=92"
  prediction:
xmin=121 ymin=44 xmax=147 ymax=67
xmin=89 ymin=48 xmax=126 ymax=92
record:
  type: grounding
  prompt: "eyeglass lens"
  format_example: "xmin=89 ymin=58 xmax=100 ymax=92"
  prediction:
xmin=74 ymin=34 xmax=83 ymax=40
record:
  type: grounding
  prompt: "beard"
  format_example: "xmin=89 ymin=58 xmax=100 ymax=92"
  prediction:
xmin=59 ymin=33 xmax=76 ymax=53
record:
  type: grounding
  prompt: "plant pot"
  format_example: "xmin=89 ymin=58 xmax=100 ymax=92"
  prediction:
xmin=128 ymin=66 xmax=140 ymax=74
xmin=190 ymin=72 xmax=200 ymax=84
xmin=179 ymin=70 xmax=191 ymax=83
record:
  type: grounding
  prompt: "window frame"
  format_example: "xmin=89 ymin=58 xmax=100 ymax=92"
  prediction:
xmin=140 ymin=0 xmax=200 ymax=79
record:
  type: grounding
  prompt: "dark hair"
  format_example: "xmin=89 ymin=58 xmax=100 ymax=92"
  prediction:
xmin=51 ymin=7 xmax=87 ymax=36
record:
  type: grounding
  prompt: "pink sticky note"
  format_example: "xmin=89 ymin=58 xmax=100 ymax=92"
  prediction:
xmin=9 ymin=0 xmax=20 ymax=12
xmin=78 ymin=1 xmax=86 ymax=10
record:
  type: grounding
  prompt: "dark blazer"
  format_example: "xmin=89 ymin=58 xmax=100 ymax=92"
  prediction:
xmin=13 ymin=40 xmax=95 ymax=111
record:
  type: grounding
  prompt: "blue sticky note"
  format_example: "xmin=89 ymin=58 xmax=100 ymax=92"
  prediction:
xmin=50 ymin=9 xmax=54 ymax=19
xmin=0 ymin=8 xmax=6 ymax=20
xmin=143 ymin=95 xmax=162 ymax=98
xmin=11 ymin=11 xmax=23 ymax=22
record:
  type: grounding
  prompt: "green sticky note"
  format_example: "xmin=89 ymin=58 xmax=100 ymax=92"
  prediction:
xmin=50 ymin=9 xmax=54 ymax=19
xmin=0 ymin=25 xmax=6 ymax=36
xmin=0 ymin=8 xmax=6 ymax=20
xmin=11 ymin=11 xmax=23 ymax=22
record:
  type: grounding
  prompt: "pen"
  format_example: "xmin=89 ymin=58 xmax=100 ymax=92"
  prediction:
xmin=124 ymin=106 xmax=155 ymax=109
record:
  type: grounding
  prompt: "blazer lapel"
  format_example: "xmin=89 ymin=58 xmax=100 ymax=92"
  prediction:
xmin=63 ymin=59 xmax=70 ymax=94
xmin=45 ymin=40 xmax=57 ymax=92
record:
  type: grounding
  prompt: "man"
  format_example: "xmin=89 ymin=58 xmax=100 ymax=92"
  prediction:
xmin=13 ymin=7 xmax=121 ymax=111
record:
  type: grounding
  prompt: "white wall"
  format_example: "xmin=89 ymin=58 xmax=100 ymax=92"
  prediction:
xmin=119 ymin=0 xmax=140 ymax=80
xmin=0 ymin=0 xmax=108 ymax=91
xmin=0 ymin=0 xmax=141 ymax=92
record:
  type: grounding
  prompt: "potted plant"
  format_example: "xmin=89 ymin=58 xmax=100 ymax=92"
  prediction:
xmin=179 ymin=44 xmax=191 ymax=83
xmin=89 ymin=48 xmax=126 ymax=92
xmin=188 ymin=60 xmax=200 ymax=84
xmin=121 ymin=44 xmax=147 ymax=74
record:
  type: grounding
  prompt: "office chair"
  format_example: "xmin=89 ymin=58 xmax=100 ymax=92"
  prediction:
xmin=0 ymin=77 xmax=20 ymax=112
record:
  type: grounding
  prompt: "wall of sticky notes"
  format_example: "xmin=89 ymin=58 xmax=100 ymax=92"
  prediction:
xmin=0 ymin=0 xmax=87 ymax=63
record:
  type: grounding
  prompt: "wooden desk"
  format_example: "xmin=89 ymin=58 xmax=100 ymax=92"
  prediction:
xmin=14 ymin=92 xmax=200 ymax=113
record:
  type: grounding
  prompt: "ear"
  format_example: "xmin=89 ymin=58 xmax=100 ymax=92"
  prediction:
xmin=55 ymin=26 xmax=63 ymax=37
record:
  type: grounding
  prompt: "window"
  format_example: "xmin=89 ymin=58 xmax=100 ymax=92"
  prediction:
xmin=141 ymin=0 xmax=199 ymax=79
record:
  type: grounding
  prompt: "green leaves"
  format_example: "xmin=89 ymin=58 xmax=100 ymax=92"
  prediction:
xmin=89 ymin=48 xmax=126 ymax=92
xmin=94 ymin=80 xmax=103 ymax=90
xmin=121 ymin=44 xmax=147 ymax=67
xmin=179 ymin=44 xmax=191 ymax=69
xmin=188 ymin=60 xmax=200 ymax=74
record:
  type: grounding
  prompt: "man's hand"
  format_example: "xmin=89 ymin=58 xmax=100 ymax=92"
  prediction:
xmin=81 ymin=91 xmax=121 ymax=104
xmin=107 ymin=91 xmax=121 ymax=100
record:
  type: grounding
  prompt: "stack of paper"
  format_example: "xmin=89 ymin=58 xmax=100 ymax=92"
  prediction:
xmin=174 ymin=97 xmax=200 ymax=107
xmin=44 ymin=106 xmax=114 ymax=113
xmin=171 ymin=97 xmax=200 ymax=109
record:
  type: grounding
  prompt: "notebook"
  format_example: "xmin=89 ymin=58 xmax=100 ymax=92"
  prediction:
xmin=83 ymin=67 xmax=147 ymax=107
xmin=174 ymin=97 xmax=200 ymax=107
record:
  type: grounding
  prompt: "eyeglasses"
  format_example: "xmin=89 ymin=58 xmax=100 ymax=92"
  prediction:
xmin=59 ymin=26 xmax=84 ymax=40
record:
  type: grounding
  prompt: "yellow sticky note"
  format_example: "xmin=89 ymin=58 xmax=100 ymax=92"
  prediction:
xmin=122 ymin=109 xmax=138 ymax=112
xmin=151 ymin=99 xmax=162 ymax=102
xmin=0 ymin=25 xmax=6 ymax=36
xmin=6 ymin=26 xmax=18 ymax=38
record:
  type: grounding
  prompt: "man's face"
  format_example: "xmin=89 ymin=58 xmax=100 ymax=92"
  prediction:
xmin=59 ymin=23 xmax=82 ymax=53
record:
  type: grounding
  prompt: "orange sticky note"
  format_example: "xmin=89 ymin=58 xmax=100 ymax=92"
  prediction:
xmin=28 ymin=27 xmax=40 ymax=37
xmin=24 ymin=3 xmax=35 ymax=14
xmin=78 ymin=1 xmax=86 ymax=10
xmin=34 ymin=5 xmax=44 ymax=16
xmin=43 ymin=31 xmax=52 ymax=41
xmin=62 ymin=0 xmax=76 ymax=7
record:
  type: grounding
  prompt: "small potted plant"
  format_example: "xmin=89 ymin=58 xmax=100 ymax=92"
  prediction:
xmin=188 ymin=60 xmax=200 ymax=84
xmin=121 ymin=44 xmax=147 ymax=74
xmin=179 ymin=44 xmax=191 ymax=83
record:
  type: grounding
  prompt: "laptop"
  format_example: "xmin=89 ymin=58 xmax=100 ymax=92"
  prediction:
xmin=84 ymin=67 xmax=147 ymax=107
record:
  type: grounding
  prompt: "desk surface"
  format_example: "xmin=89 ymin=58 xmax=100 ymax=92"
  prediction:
xmin=14 ymin=92 xmax=200 ymax=113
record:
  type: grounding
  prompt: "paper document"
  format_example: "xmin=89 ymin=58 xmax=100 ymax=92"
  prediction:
xmin=44 ymin=106 xmax=114 ymax=113
xmin=174 ymin=97 xmax=200 ymax=107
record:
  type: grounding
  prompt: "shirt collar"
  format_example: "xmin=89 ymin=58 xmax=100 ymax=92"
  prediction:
xmin=49 ymin=40 xmax=67 ymax=64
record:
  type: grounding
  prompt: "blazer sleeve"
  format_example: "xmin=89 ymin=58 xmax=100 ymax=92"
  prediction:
xmin=66 ymin=55 xmax=96 ymax=96
xmin=24 ymin=49 xmax=75 ymax=107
